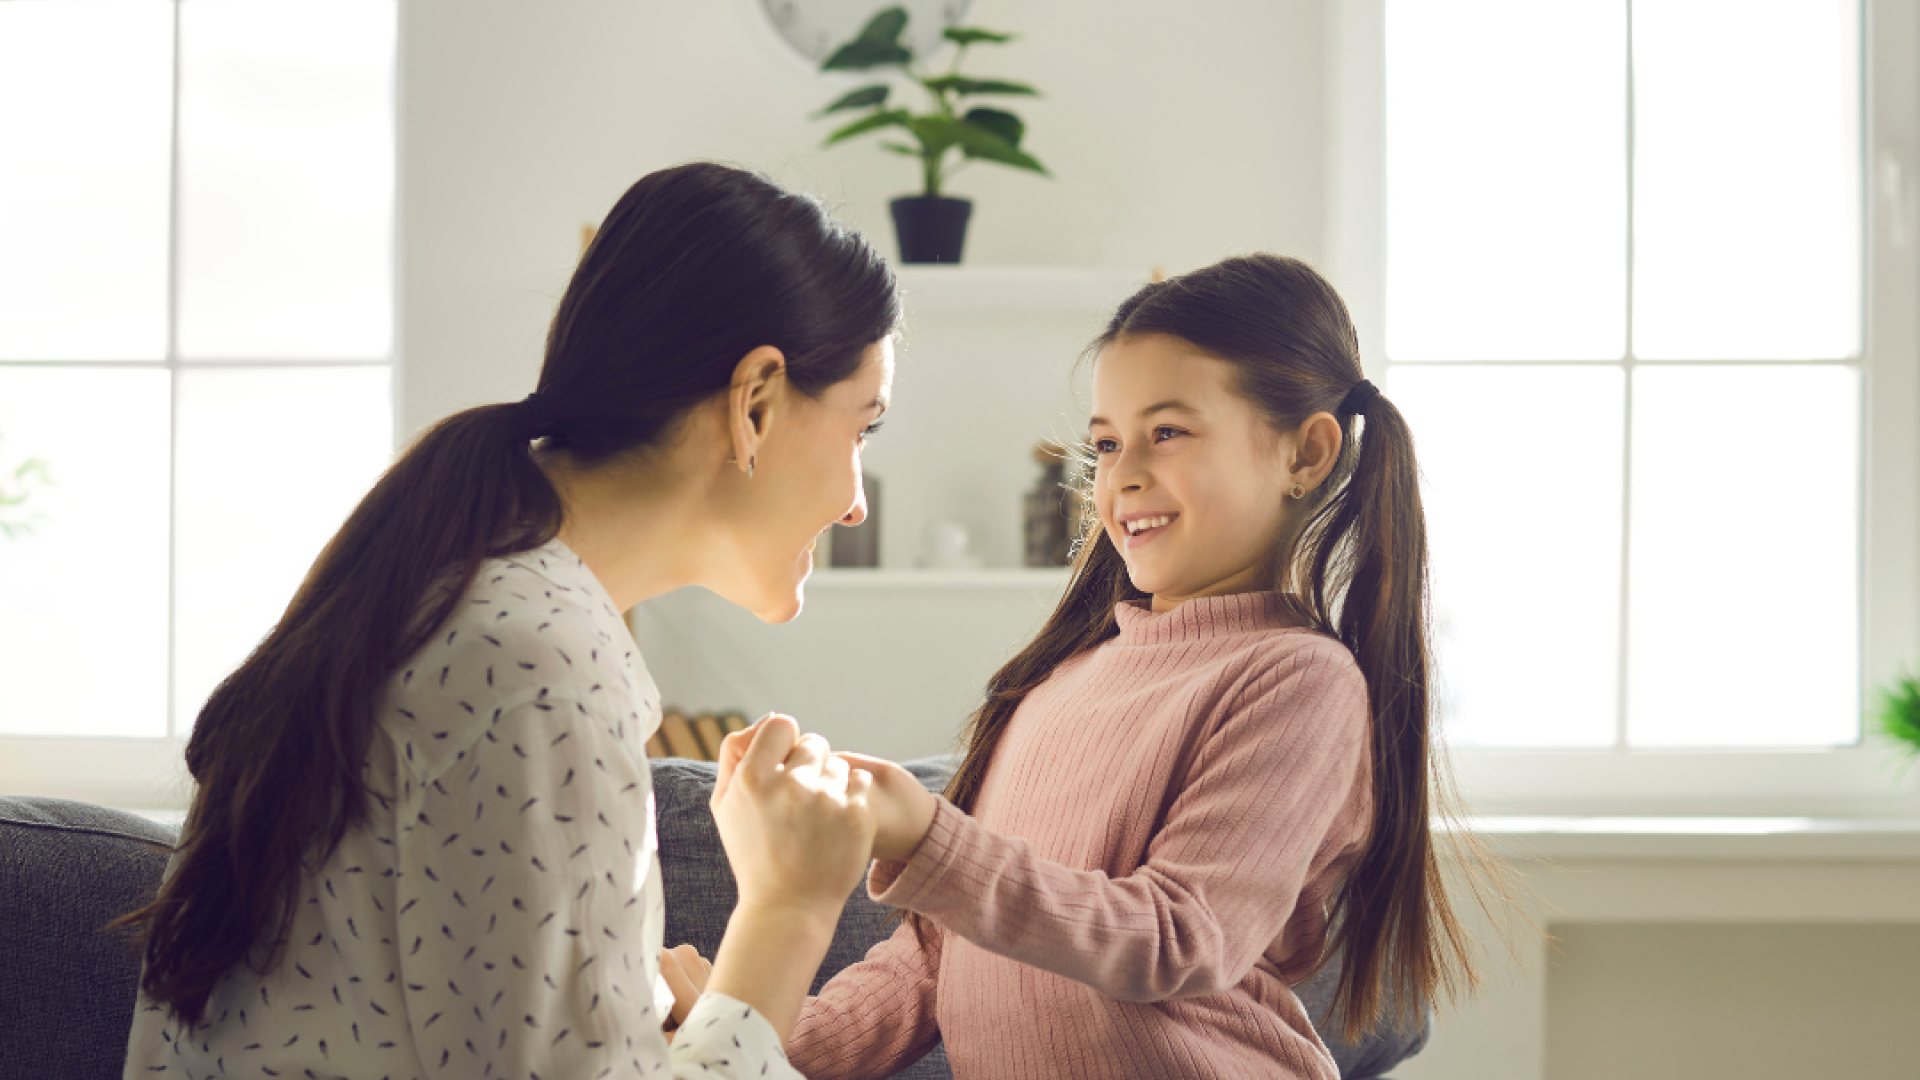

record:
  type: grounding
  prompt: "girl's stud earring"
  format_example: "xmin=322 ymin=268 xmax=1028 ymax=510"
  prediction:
xmin=1289 ymin=483 xmax=1306 ymax=500
xmin=726 ymin=456 xmax=756 ymax=479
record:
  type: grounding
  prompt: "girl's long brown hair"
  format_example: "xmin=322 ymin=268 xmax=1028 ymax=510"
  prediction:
xmin=929 ymin=254 xmax=1500 ymax=1038
xmin=114 ymin=163 xmax=900 ymax=1028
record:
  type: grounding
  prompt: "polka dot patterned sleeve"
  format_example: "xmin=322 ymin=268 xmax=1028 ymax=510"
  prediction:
xmin=398 ymin=691 xmax=790 ymax=1078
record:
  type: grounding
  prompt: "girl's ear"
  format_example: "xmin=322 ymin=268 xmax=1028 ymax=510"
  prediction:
xmin=1290 ymin=410 xmax=1346 ymax=492
xmin=726 ymin=346 xmax=786 ymax=475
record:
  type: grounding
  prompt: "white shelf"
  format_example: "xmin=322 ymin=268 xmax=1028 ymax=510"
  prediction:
xmin=893 ymin=266 xmax=1150 ymax=315
xmin=807 ymin=567 xmax=1071 ymax=589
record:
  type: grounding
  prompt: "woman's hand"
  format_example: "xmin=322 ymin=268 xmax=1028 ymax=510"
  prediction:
xmin=832 ymin=752 xmax=938 ymax=863
xmin=709 ymin=714 xmax=875 ymax=916
xmin=659 ymin=943 xmax=711 ymax=1034
xmin=703 ymin=715 xmax=874 ymax=1043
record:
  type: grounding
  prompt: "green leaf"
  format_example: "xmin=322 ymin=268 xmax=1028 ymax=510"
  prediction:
xmin=944 ymin=27 xmax=1015 ymax=45
xmin=822 ymin=40 xmax=913 ymax=71
xmin=904 ymin=114 xmax=966 ymax=158
xmin=821 ymin=7 xmax=911 ymax=69
xmin=963 ymin=107 xmax=1024 ymax=148
xmin=920 ymin=76 xmax=1038 ymax=98
xmin=953 ymin=118 xmax=1049 ymax=175
xmin=879 ymin=141 xmax=921 ymax=157
xmin=813 ymin=84 xmax=891 ymax=117
xmin=822 ymin=108 xmax=913 ymax=147
xmin=854 ymin=7 xmax=909 ymax=46
xmin=1878 ymin=672 xmax=1920 ymax=755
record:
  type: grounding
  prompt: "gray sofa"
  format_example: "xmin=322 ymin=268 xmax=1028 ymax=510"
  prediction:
xmin=0 ymin=757 xmax=1426 ymax=1079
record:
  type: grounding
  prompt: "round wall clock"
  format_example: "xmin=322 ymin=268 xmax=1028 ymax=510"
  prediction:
xmin=757 ymin=0 xmax=976 ymax=66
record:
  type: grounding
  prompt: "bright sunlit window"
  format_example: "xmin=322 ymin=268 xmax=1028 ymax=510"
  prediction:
xmin=1384 ymin=0 xmax=1863 ymax=750
xmin=0 ymin=0 xmax=396 ymax=740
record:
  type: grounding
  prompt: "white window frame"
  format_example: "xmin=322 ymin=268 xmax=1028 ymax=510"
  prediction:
xmin=0 ymin=0 xmax=400 ymax=813
xmin=1328 ymin=0 xmax=1920 ymax=817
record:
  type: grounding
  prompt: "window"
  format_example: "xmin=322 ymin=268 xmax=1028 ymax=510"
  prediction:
xmin=1334 ymin=0 xmax=1918 ymax=810
xmin=0 ymin=1 xmax=395 ymax=786
xmin=1384 ymin=0 xmax=1864 ymax=751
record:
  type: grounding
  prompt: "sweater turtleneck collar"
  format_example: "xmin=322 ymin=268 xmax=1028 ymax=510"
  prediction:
xmin=1111 ymin=589 xmax=1305 ymax=646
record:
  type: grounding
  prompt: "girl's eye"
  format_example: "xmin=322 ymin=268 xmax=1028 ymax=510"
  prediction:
xmin=1153 ymin=426 xmax=1185 ymax=443
xmin=1092 ymin=437 xmax=1119 ymax=454
xmin=860 ymin=420 xmax=885 ymax=442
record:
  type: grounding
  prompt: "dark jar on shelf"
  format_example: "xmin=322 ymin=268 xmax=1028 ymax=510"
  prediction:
xmin=1024 ymin=442 xmax=1076 ymax=567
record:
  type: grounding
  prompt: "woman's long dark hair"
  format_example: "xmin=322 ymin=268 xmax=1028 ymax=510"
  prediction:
xmin=115 ymin=163 xmax=901 ymax=1027
xmin=929 ymin=254 xmax=1502 ymax=1038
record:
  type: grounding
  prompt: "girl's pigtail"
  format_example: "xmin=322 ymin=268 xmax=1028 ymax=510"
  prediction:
xmin=1307 ymin=393 xmax=1505 ymax=1040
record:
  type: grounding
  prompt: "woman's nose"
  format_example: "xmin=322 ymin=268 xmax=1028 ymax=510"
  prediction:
xmin=839 ymin=479 xmax=868 ymax=526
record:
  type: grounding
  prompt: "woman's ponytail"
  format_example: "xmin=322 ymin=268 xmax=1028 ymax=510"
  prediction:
xmin=121 ymin=402 xmax=565 ymax=1027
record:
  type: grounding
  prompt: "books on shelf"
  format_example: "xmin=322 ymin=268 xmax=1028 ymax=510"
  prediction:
xmin=645 ymin=710 xmax=749 ymax=762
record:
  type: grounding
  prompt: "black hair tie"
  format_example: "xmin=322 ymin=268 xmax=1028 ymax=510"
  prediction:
xmin=1338 ymin=378 xmax=1380 ymax=417
xmin=520 ymin=392 xmax=559 ymax=439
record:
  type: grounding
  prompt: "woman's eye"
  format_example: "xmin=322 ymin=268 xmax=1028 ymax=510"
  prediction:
xmin=1092 ymin=437 xmax=1119 ymax=454
xmin=860 ymin=420 xmax=885 ymax=441
xmin=1153 ymin=426 xmax=1184 ymax=443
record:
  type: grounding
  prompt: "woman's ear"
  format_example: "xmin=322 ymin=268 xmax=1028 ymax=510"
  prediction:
xmin=726 ymin=346 xmax=786 ymax=476
xmin=1290 ymin=410 xmax=1346 ymax=492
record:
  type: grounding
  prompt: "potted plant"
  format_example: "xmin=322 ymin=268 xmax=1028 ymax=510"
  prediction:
xmin=0 ymin=433 xmax=50 ymax=540
xmin=813 ymin=6 xmax=1049 ymax=264
xmin=1876 ymin=671 xmax=1920 ymax=771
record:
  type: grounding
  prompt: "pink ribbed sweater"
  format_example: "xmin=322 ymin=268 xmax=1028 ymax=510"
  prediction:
xmin=790 ymin=590 xmax=1374 ymax=1080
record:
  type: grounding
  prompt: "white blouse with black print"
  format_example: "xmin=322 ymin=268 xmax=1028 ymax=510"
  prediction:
xmin=123 ymin=539 xmax=797 ymax=1080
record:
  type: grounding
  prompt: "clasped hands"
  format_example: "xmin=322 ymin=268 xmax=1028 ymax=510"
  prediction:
xmin=659 ymin=714 xmax=938 ymax=1036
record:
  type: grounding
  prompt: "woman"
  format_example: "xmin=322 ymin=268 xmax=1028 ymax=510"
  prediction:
xmin=118 ymin=162 xmax=898 ymax=1080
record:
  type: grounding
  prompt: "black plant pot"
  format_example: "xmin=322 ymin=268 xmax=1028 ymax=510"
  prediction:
xmin=890 ymin=195 xmax=973 ymax=264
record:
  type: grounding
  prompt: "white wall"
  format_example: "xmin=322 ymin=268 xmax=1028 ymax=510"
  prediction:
xmin=397 ymin=0 xmax=1330 ymax=438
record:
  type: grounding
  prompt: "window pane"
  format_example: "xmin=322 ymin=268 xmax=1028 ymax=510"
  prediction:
xmin=1389 ymin=366 xmax=1624 ymax=748
xmin=0 ymin=369 xmax=171 ymax=737
xmin=176 ymin=0 xmax=395 ymax=359
xmin=1627 ymin=366 xmax=1859 ymax=747
xmin=1386 ymin=0 xmax=1626 ymax=361
xmin=1632 ymin=0 xmax=1861 ymax=360
xmin=174 ymin=367 xmax=392 ymax=726
xmin=0 ymin=1 xmax=172 ymax=361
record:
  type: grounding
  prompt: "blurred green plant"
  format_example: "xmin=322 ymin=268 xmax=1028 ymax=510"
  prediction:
xmin=0 ymin=433 xmax=52 ymax=540
xmin=1876 ymin=671 xmax=1920 ymax=766
xmin=813 ymin=7 xmax=1050 ymax=197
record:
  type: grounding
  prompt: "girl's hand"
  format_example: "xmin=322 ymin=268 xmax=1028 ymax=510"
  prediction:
xmin=833 ymin=752 xmax=938 ymax=863
xmin=709 ymin=714 xmax=876 ymax=917
xmin=659 ymin=943 xmax=711 ymax=1031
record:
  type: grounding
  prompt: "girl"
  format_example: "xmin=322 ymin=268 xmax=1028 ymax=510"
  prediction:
xmin=117 ymin=163 xmax=899 ymax=1080
xmin=787 ymin=254 xmax=1483 ymax=1079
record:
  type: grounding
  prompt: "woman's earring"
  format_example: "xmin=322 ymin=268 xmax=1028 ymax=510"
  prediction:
xmin=1289 ymin=483 xmax=1306 ymax=500
xmin=726 ymin=456 xmax=757 ymax=480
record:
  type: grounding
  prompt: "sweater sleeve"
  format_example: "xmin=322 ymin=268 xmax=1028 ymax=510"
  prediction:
xmin=867 ymin=639 xmax=1370 ymax=1004
xmin=788 ymin=919 xmax=944 ymax=1080
xmin=395 ymin=695 xmax=800 ymax=1079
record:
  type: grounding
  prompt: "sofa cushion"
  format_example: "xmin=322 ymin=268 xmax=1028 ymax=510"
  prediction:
xmin=0 ymin=796 xmax=178 ymax=1080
